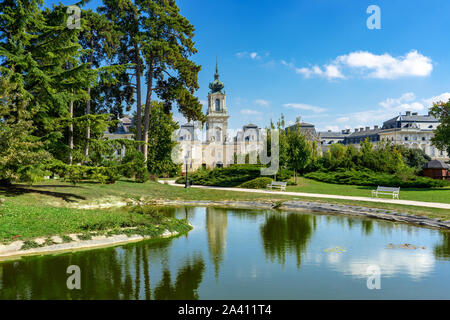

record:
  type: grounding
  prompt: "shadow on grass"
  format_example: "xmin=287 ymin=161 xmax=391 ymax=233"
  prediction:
xmin=0 ymin=185 xmax=86 ymax=203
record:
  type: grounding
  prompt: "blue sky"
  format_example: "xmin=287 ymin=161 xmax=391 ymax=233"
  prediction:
xmin=47 ymin=0 xmax=450 ymax=131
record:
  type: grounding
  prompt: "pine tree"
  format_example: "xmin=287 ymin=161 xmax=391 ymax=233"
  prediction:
xmin=99 ymin=0 xmax=144 ymax=149
xmin=78 ymin=8 xmax=131 ymax=160
xmin=0 ymin=72 xmax=50 ymax=186
xmin=138 ymin=0 xmax=204 ymax=161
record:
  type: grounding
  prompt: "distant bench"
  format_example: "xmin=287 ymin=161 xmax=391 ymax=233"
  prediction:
xmin=371 ymin=186 xmax=400 ymax=199
xmin=267 ymin=181 xmax=287 ymax=191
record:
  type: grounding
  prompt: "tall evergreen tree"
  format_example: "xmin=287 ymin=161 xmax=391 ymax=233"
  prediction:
xmin=99 ymin=0 xmax=144 ymax=148
xmin=77 ymin=8 xmax=131 ymax=160
xmin=0 ymin=72 xmax=50 ymax=186
xmin=138 ymin=0 xmax=204 ymax=161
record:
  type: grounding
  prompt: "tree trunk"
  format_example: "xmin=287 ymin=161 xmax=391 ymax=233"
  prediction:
xmin=84 ymin=35 xmax=94 ymax=160
xmin=85 ymin=86 xmax=91 ymax=159
xmin=294 ymin=169 xmax=297 ymax=185
xmin=69 ymin=97 xmax=74 ymax=166
xmin=142 ymin=63 xmax=153 ymax=162
xmin=134 ymin=42 xmax=142 ymax=151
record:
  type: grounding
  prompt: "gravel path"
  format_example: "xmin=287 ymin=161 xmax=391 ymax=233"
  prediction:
xmin=161 ymin=181 xmax=450 ymax=210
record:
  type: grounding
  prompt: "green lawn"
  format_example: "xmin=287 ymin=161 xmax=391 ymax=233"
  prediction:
xmin=286 ymin=177 xmax=450 ymax=204
xmin=0 ymin=179 xmax=449 ymax=244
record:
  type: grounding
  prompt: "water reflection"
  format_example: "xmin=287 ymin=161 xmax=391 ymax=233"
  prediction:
xmin=0 ymin=239 xmax=206 ymax=300
xmin=205 ymin=208 xmax=228 ymax=278
xmin=434 ymin=231 xmax=450 ymax=260
xmin=1 ymin=206 xmax=450 ymax=300
xmin=154 ymin=255 xmax=205 ymax=300
xmin=260 ymin=212 xmax=316 ymax=268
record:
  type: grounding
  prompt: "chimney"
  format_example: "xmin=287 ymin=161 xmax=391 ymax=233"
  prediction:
xmin=354 ymin=128 xmax=359 ymax=132
xmin=365 ymin=126 xmax=370 ymax=131
xmin=405 ymin=111 xmax=411 ymax=116
xmin=328 ymin=130 xmax=332 ymax=132
xmin=341 ymin=129 xmax=346 ymax=134
xmin=360 ymin=127 xmax=364 ymax=132
xmin=374 ymin=125 xmax=379 ymax=129
xmin=412 ymin=112 xmax=418 ymax=116
xmin=346 ymin=129 xmax=350 ymax=134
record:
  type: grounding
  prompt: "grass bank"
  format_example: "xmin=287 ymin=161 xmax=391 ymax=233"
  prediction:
xmin=0 ymin=179 xmax=449 ymax=244
xmin=286 ymin=177 xmax=450 ymax=204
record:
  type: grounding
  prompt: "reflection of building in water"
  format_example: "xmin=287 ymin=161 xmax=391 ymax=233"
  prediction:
xmin=205 ymin=207 xmax=228 ymax=278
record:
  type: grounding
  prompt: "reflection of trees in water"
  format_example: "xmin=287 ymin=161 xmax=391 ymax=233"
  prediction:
xmin=434 ymin=231 xmax=450 ymax=260
xmin=153 ymin=254 xmax=205 ymax=300
xmin=205 ymin=207 xmax=228 ymax=279
xmin=361 ymin=220 xmax=374 ymax=236
xmin=260 ymin=213 xmax=316 ymax=268
xmin=228 ymin=208 xmax=261 ymax=222
xmin=0 ymin=238 xmax=205 ymax=300
xmin=325 ymin=214 xmax=398 ymax=236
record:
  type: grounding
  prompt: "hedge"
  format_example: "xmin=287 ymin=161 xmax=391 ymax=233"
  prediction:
xmin=239 ymin=177 xmax=273 ymax=189
xmin=304 ymin=169 xmax=450 ymax=188
xmin=175 ymin=165 xmax=293 ymax=187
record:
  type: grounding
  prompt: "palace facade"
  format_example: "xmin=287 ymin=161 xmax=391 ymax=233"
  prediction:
xmin=177 ymin=63 xmax=265 ymax=172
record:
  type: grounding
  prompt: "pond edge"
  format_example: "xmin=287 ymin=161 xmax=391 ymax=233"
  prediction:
xmin=149 ymin=199 xmax=450 ymax=230
xmin=0 ymin=226 xmax=191 ymax=262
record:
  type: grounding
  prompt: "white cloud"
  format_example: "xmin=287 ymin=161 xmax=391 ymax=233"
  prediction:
xmin=254 ymin=99 xmax=270 ymax=107
xmin=283 ymin=50 xmax=433 ymax=80
xmin=199 ymin=99 xmax=208 ymax=107
xmin=379 ymin=92 xmax=415 ymax=109
xmin=240 ymin=109 xmax=261 ymax=115
xmin=237 ymin=51 xmax=265 ymax=60
xmin=336 ymin=117 xmax=349 ymax=123
xmin=379 ymin=92 xmax=424 ymax=112
xmin=317 ymin=91 xmax=449 ymax=131
xmin=284 ymin=103 xmax=326 ymax=113
xmin=282 ymin=61 xmax=344 ymax=80
xmin=337 ymin=50 xmax=433 ymax=79
xmin=423 ymin=92 xmax=450 ymax=107
xmin=325 ymin=125 xmax=340 ymax=132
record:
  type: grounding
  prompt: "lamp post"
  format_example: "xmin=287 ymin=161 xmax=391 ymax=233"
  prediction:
xmin=185 ymin=153 xmax=190 ymax=188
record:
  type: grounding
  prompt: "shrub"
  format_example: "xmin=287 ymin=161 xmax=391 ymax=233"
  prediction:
xmin=305 ymin=169 xmax=450 ymax=188
xmin=276 ymin=168 xmax=294 ymax=181
xmin=176 ymin=164 xmax=263 ymax=187
xmin=239 ymin=177 xmax=273 ymax=189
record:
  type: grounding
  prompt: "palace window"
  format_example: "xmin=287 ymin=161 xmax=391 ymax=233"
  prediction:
xmin=215 ymin=99 xmax=221 ymax=111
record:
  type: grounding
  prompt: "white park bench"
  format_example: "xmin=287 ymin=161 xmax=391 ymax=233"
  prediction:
xmin=267 ymin=181 xmax=287 ymax=191
xmin=371 ymin=186 xmax=400 ymax=199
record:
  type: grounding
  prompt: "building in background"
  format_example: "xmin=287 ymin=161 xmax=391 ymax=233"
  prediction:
xmin=104 ymin=115 xmax=134 ymax=157
xmin=340 ymin=111 xmax=448 ymax=161
xmin=178 ymin=62 xmax=264 ymax=172
xmin=318 ymin=129 xmax=351 ymax=153
xmin=422 ymin=160 xmax=450 ymax=180
xmin=378 ymin=111 xmax=448 ymax=160
xmin=343 ymin=126 xmax=382 ymax=148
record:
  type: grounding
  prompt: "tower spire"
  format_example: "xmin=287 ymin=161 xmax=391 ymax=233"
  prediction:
xmin=215 ymin=56 xmax=219 ymax=80
xmin=209 ymin=58 xmax=224 ymax=93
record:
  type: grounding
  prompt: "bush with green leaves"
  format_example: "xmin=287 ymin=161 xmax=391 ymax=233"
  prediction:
xmin=305 ymin=169 xmax=450 ymax=188
xmin=45 ymin=162 xmax=120 ymax=185
xmin=175 ymin=164 xmax=293 ymax=187
xmin=239 ymin=177 xmax=273 ymax=189
xmin=176 ymin=164 xmax=264 ymax=187
xmin=120 ymin=147 xmax=148 ymax=183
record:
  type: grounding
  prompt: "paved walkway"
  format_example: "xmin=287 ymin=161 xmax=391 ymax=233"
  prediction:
xmin=160 ymin=180 xmax=450 ymax=210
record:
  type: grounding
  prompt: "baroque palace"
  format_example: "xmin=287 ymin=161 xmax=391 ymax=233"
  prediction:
xmin=108 ymin=63 xmax=449 ymax=168
xmin=177 ymin=62 xmax=264 ymax=172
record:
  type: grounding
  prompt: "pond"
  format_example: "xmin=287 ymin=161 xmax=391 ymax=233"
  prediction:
xmin=1 ymin=207 xmax=450 ymax=299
